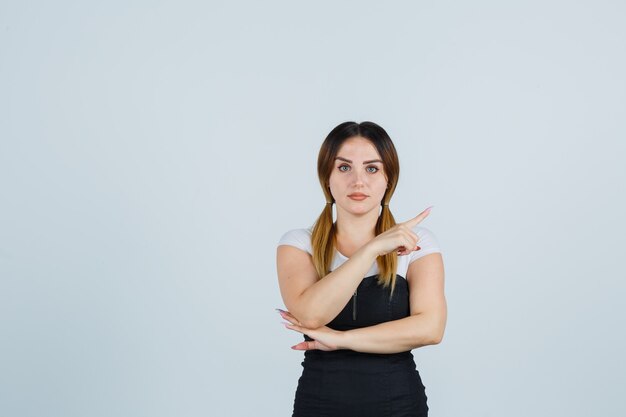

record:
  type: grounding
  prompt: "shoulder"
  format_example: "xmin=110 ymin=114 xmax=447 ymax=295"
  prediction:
xmin=277 ymin=227 xmax=313 ymax=255
xmin=409 ymin=225 xmax=442 ymax=263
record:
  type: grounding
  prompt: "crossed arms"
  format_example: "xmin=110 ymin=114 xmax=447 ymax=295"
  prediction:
xmin=276 ymin=243 xmax=447 ymax=354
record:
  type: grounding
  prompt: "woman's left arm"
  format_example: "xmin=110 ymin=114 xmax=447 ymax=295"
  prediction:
xmin=281 ymin=252 xmax=447 ymax=354
xmin=343 ymin=252 xmax=446 ymax=353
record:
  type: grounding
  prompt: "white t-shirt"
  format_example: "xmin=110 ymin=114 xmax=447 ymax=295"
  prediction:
xmin=277 ymin=225 xmax=442 ymax=278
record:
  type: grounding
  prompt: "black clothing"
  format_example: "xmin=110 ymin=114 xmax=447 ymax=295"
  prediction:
xmin=292 ymin=275 xmax=429 ymax=417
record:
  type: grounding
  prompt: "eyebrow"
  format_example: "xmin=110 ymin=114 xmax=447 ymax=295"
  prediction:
xmin=335 ymin=156 xmax=383 ymax=164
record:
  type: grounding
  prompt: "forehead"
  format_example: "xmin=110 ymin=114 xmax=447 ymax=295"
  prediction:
xmin=336 ymin=136 xmax=381 ymax=161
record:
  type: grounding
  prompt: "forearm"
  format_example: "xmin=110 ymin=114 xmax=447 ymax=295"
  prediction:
xmin=294 ymin=245 xmax=377 ymax=328
xmin=340 ymin=313 xmax=445 ymax=354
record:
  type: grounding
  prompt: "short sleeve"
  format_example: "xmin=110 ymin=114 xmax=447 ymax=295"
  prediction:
xmin=409 ymin=226 xmax=442 ymax=263
xmin=277 ymin=228 xmax=313 ymax=255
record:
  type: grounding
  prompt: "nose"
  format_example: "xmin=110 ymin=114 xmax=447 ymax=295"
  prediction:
xmin=351 ymin=167 xmax=367 ymax=186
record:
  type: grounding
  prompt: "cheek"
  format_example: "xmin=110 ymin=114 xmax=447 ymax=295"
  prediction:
xmin=374 ymin=175 xmax=388 ymax=189
xmin=327 ymin=178 xmax=338 ymax=192
xmin=328 ymin=173 xmax=343 ymax=186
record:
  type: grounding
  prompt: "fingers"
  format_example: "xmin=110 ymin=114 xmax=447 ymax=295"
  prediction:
xmin=403 ymin=206 xmax=433 ymax=228
xmin=291 ymin=342 xmax=306 ymax=350
xmin=397 ymin=245 xmax=421 ymax=256
xmin=276 ymin=308 xmax=301 ymax=325
xmin=282 ymin=321 xmax=301 ymax=332
xmin=278 ymin=309 xmax=306 ymax=333
xmin=276 ymin=312 xmax=329 ymax=351
xmin=393 ymin=226 xmax=421 ymax=256
xmin=291 ymin=341 xmax=316 ymax=350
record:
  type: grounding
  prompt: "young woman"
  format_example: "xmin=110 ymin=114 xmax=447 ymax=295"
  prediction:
xmin=276 ymin=121 xmax=447 ymax=417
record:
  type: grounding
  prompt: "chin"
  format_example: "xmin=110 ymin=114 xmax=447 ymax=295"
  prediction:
xmin=347 ymin=204 xmax=379 ymax=215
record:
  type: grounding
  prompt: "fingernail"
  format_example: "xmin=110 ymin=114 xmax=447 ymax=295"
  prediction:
xmin=425 ymin=205 xmax=434 ymax=212
xmin=275 ymin=308 xmax=285 ymax=314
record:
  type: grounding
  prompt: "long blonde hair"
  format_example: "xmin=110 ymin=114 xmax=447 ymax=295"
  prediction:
xmin=310 ymin=121 xmax=401 ymax=295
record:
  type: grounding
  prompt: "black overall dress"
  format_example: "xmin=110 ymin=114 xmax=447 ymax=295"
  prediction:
xmin=291 ymin=274 xmax=429 ymax=417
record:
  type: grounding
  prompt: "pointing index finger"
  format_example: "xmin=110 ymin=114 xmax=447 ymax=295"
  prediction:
xmin=403 ymin=206 xmax=433 ymax=228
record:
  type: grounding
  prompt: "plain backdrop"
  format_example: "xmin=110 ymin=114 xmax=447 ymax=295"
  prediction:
xmin=1 ymin=1 xmax=625 ymax=416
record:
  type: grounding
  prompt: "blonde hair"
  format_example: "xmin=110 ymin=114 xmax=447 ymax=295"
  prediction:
xmin=310 ymin=121 xmax=400 ymax=295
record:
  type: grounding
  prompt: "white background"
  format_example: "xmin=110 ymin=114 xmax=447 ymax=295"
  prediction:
xmin=1 ymin=1 xmax=625 ymax=416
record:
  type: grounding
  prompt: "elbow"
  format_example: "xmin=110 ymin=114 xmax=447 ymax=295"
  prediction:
xmin=290 ymin=309 xmax=325 ymax=329
xmin=411 ymin=313 xmax=446 ymax=346
xmin=299 ymin=310 xmax=335 ymax=328
xmin=300 ymin=317 xmax=325 ymax=329
xmin=298 ymin=308 xmax=331 ymax=329
xmin=286 ymin=310 xmax=323 ymax=329
xmin=429 ymin=327 xmax=446 ymax=345
xmin=427 ymin=313 xmax=446 ymax=345
xmin=301 ymin=320 xmax=319 ymax=329
xmin=418 ymin=322 xmax=445 ymax=346
xmin=430 ymin=333 xmax=443 ymax=345
xmin=410 ymin=333 xmax=441 ymax=349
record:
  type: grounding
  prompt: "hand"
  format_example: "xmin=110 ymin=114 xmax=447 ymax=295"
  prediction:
xmin=367 ymin=206 xmax=433 ymax=257
xmin=277 ymin=309 xmax=344 ymax=351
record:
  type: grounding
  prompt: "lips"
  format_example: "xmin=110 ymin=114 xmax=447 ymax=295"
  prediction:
xmin=348 ymin=193 xmax=368 ymax=201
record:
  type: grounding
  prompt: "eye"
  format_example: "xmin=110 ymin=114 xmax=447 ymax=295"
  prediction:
xmin=338 ymin=164 xmax=350 ymax=172
xmin=367 ymin=166 xmax=380 ymax=173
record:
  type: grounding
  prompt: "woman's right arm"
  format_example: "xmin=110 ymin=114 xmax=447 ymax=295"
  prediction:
xmin=276 ymin=243 xmax=378 ymax=329
xmin=276 ymin=208 xmax=432 ymax=329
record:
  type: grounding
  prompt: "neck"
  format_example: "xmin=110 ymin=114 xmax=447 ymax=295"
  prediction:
xmin=335 ymin=205 xmax=381 ymax=243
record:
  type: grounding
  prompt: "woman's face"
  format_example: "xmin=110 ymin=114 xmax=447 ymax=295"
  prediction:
xmin=328 ymin=136 xmax=388 ymax=216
